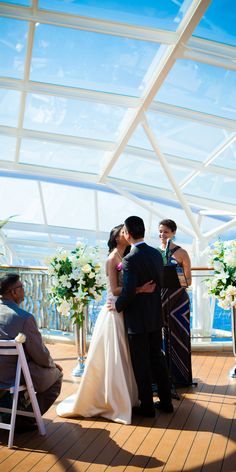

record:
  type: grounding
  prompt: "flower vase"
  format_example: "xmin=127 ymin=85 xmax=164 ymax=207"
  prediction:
xmin=229 ymin=303 xmax=236 ymax=378
xmin=72 ymin=307 xmax=88 ymax=377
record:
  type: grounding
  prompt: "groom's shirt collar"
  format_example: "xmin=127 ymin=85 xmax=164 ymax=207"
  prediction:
xmin=131 ymin=241 xmax=145 ymax=249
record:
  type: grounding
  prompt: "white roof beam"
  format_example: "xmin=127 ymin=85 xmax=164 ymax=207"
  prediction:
xmin=97 ymin=0 xmax=215 ymax=182
xmin=183 ymin=37 xmax=236 ymax=71
xmin=0 ymin=77 xmax=140 ymax=108
xmin=0 ymin=125 xmax=114 ymax=151
xmin=0 ymin=3 xmax=177 ymax=43
xmin=142 ymin=115 xmax=201 ymax=238
xmin=14 ymin=21 xmax=35 ymax=166
xmin=37 ymin=181 xmax=53 ymax=244
xmin=1 ymin=75 xmax=236 ymax=130
xmin=150 ymin=102 xmax=236 ymax=131
xmin=1 ymin=156 xmax=236 ymax=183
xmin=180 ymin=133 xmax=236 ymax=189
xmin=1 ymin=163 xmax=235 ymax=214
xmin=125 ymin=147 xmax=236 ymax=179
xmin=107 ymin=179 xmax=236 ymax=214
xmin=5 ymin=221 xmax=107 ymax=239
xmin=1 ymin=125 xmax=236 ymax=179
xmin=204 ymin=218 xmax=236 ymax=239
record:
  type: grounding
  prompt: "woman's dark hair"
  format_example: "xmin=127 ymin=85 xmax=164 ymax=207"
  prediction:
xmin=107 ymin=224 xmax=130 ymax=256
xmin=0 ymin=273 xmax=20 ymax=296
xmin=107 ymin=224 xmax=124 ymax=254
xmin=159 ymin=219 xmax=177 ymax=232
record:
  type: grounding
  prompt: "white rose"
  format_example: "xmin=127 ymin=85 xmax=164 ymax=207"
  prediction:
xmin=226 ymin=285 xmax=236 ymax=296
xmin=15 ymin=333 xmax=26 ymax=343
xmin=58 ymin=300 xmax=71 ymax=316
xmin=82 ymin=264 xmax=91 ymax=273
xmin=224 ymin=251 xmax=236 ymax=268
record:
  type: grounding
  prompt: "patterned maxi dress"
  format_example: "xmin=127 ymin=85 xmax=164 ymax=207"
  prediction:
xmin=160 ymin=246 xmax=193 ymax=387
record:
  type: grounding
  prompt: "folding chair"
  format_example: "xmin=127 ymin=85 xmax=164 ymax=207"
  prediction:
xmin=0 ymin=339 xmax=46 ymax=448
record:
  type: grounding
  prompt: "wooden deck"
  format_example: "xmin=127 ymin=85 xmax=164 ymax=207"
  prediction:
xmin=1 ymin=343 xmax=236 ymax=471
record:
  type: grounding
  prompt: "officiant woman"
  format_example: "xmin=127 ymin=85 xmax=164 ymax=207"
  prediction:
xmin=158 ymin=219 xmax=193 ymax=387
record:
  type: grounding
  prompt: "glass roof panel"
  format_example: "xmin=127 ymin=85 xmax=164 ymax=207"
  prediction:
xmin=0 ymin=176 xmax=44 ymax=223
xmin=145 ymin=111 xmax=231 ymax=162
xmin=0 ymin=0 xmax=236 ymax=265
xmin=2 ymin=1 xmax=31 ymax=5
xmin=109 ymin=153 xmax=190 ymax=189
xmin=184 ymin=172 xmax=236 ymax=205
xmin=20 ymin=138 xmax=106 ymax=174
xmin=41 ymin=182 xmax=96 ymax=229
xmin=155 ymin=60 xmax=236 ymax=120
xmin=0 ymin=17 xmax=28 ymax=79
xmin=128 ymin=124 xmax=153 ymax=150
xmin=194 ymin=0 xmax=236 ymax=47
xmin=24 ymin=93 xmax=126 ymax=140
xmin=39 ymin=0 xmax=193 ymax=31
xmin=0 ymin=89 xmax=21 ymax=127
xmin=98 ymin=191 xmax=149 ymax=232
xmin=213 ymin=139 xmax=236 ymax=170
xmin=30 ymin=23 xmax=161 ymax=96
xmin=0 ymin=135 xmax=16 ymax=161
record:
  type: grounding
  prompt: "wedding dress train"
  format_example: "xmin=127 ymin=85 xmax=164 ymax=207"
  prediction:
xmin=56 ymin=282 xmax=138 ymax=424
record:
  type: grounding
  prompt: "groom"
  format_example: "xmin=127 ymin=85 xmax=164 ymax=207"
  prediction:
xmin=115 ymin=216 xmax=173 ymax=417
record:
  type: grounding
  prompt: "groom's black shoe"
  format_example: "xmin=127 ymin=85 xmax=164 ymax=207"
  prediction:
xmin=154 ymin=401 xmax=174 ymax=413
xmin=132 ymin=406 xmax=155 ymax=418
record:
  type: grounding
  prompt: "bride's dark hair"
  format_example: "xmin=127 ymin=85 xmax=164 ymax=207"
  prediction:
xmin=107 ymin=224 xmax=130 ymax=255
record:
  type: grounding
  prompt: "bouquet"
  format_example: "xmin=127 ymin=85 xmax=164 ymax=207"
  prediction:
xmin=206 ymin=239 xmax=236 ymax=310
xmin=48 ymin=242 xmax=106 ymax=326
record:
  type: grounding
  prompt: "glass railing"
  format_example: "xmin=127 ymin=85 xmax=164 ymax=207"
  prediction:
xmin=190 ymin=267 xmax=232 ymax=344
xmin=0 ymin=266 xmax=232 ymax=345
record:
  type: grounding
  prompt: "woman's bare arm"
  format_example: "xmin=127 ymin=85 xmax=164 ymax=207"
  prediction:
xmin=172 ymin=247 xmax=192 ymax=286
xmin=107 ymin=256 xmax=122 ymax=296
xmin=182 ymin=250 xmax=192 ymax=286
xmin=178 ymin=249 xmax=192 ymax=286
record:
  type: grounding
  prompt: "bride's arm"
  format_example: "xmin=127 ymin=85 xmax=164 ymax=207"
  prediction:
xmin=107 ymin=257 xmax=122 ymax=296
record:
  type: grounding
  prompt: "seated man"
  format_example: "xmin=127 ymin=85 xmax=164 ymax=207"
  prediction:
xmin=0 ymin=273 xmax=63 ymax=431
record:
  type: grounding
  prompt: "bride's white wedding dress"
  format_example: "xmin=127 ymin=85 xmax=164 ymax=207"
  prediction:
xmin=56 ymin=278 xmax=138 ymax=424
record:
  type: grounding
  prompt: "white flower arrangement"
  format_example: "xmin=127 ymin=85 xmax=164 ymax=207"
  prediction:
xmin=206 ymin=239 xmax=236 ymax=310
xmin=47 ymin=242 xmax=106 ymax=326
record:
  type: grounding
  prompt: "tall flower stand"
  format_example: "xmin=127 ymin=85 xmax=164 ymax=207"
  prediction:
xmin=72 ymin=308 xmax=87 ymax=377
xmin=230 ymin=304 xmax=236 ymax=378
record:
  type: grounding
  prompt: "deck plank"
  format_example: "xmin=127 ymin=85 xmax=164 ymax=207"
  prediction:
xmin=0 ymin=344 xmax=236 ymax=472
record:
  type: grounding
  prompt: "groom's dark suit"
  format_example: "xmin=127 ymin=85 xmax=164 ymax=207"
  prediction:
xmin=115 ymin=242 xmax=172 ymax=412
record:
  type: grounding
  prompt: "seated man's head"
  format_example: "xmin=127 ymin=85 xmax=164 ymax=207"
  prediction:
xmin=0 ymin=273 xmax=24 ymax=305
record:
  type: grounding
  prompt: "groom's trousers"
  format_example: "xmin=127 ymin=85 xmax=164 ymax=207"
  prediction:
xmin=128 ymin=329 xmax=172 ymax=409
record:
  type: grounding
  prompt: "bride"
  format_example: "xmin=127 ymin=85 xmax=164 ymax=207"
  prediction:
xmin=56 ymin=224 xmax=155 ymax=424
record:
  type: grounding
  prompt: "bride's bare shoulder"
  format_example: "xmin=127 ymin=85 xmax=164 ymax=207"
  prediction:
xmin=106 ymin=251 xmax=117 ymax=269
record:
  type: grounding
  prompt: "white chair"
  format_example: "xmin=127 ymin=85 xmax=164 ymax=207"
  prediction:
xmin=0 ymin=339 xmax=46 ymax=448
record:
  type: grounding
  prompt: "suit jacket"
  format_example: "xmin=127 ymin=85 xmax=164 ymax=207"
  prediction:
xmin=115 ymin=242 xmax=164 ymax=334
xmin=0 ymin=300 xmax=61 ymax=393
